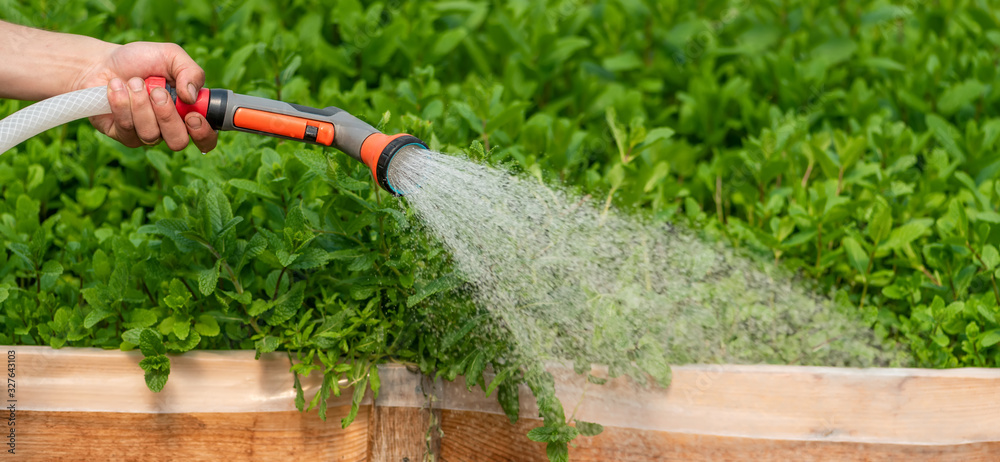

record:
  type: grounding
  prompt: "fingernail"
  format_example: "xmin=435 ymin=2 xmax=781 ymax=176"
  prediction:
xmin=128 ymin=77 xmax=144 ymax=92
xmin=188 ymin=84 xmax=199 ymax=101
xmin=151 ymin=88 xmax=168 ymax=105
xmin=109 ymin=78 xmax=124 ymax=92
xmin=187 ymin=115 xmax=203 ymax=129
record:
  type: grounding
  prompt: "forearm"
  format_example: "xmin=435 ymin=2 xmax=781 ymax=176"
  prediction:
xmin=0 ymin=20 xmax=117 ymax=101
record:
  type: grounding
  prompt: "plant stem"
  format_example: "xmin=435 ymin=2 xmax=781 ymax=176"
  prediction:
xmin=180 ymin=278 xmax=199 ymax=301
xmin=140 ymin=280 xmax=156 ymax=306
xmin=273 ymin=266 xmax=288 ymax=300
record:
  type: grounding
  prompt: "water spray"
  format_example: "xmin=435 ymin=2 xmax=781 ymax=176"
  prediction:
xmin=0 ymin=77 xmax=427 ymax=195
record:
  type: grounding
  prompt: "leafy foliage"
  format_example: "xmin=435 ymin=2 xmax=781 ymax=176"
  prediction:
xmin=5 ymin=0 xmax=1000 ymax=459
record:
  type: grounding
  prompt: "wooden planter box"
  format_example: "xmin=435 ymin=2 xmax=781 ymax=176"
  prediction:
xmin=9 ymin=345 xmax=1000 ymax=461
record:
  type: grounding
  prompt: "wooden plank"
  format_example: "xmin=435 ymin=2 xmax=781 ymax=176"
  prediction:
xmin=368 ymin=375 xmax=443 ymax=461
xmin=438 ymin=364 xmax=1000 ymax=445
xmin=11 ymin=345 xmax=1000 ymax=460
xmin=17 ymin=408 xmax=369 ymax=461
xmin=13 ymin=346 xmax=348 ymax=414
xmin=439 ymin=410 xmax=1000 ymax=462
xmin=368 ymin=406 xmax=441 ymax=462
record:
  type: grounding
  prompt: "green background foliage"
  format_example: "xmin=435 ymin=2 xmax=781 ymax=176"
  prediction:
xmin=4 ymin=0 xmax=1000 ymax=456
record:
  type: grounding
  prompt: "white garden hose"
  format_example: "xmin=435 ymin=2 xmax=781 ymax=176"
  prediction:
xmin=0 ymin=86 xmax=111 ymax=154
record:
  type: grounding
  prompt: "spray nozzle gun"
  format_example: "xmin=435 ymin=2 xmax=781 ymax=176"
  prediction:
xmin=144 ymin=77 xmax=426 ymax=196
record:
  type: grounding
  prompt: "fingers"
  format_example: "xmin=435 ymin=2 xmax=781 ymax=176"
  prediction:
xmin=126 ymin=77 xmax=161 ymax=146
xmin=185 ymin=113 xmax=218 ymax=153
xmin=105 ymin=78 xmax=142 ymax=148
xmin=163 ymin=43 xmax=205 ymax=104
xmin=150 ymin=87 xmax=190 ymax=151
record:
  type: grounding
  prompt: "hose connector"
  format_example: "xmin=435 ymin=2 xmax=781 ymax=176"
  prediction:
xmin=360 ymin=133 xmax=427 ymax=196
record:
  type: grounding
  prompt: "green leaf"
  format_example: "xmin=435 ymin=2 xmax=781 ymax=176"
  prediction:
xmin=142 ymin=357 xmax=170 ymax=393
xmin=246 ymin=233 xmax=268 ymax=259
xmin=527 ymin=426 xmax=559 ymax=442
xmin=92 ymin=249 xmax=111 ymax=281
xmin=173 ymin=316 xmax=191 ymax=340
xmin=268 ymin=281 xmax=306 ymax=326
xmin=125 ymin=309 xmax=157 ymax=329
xmin=194 ymin=315 xmax=220 ymax=337
xmin=938 ymin=79 xmax=985 ymax=115
xmin=429 ymin=28 xmax=468 ymax=61
xmin=40 ymin=260 xmax=63 ymax=289
xmin=881 ymin=220 xmax=931 ymax=251
xmin=276 ymin=250 xmax=300 ymax=268
xmin=861 ymin=57 xmax=905 ymax=72
xmin=464 ymin=351 xmax=486 ymax=390
xmin=170 ymin=330 xmax=201 ymax=351
xmin=108 ymin=262 xmax=129 ymax=299
xmin=574 ymin=420 xmax=604 ymax=437
xmin=487 ymin=102 xmax=531 ymax=131
xmin=140 ymin=328 xmax=166 ymax=356
xmin=198 ymin=263 xmax=220 ymax=296
xmin=284 ymin=203 xmax=311 ymax=236
xmin=982 ymin=245 xmax=1000 ymax=271
xmin=407 ymin=274 xmax=463 ymax=307
xmin=981 ymin=329 xmax=1000 ymax=348
xmin=868 ymin=203 xmax=892 ymax=245
xmin=842 ymin=236 xmax=870 ymax=276
xmin=139 ymin=354 xmax=170 ymax=372
xmin=497 ymin=378 xmax=520 ymax=425
xmin=341 ymin=374 xmax=368 ymax=428
xmin=254 ymin=336 xmax=280 ymax=359
xmin=247 ymin=299 xmax=272 ymax=317
xmin=643 ymin=127 xmax=675 ymax=145
xmin=441 ymin=314 xmax=485 ymax=351
xmin=546 ymin=442 xmax=569 ymax=462
xmin=288 ymin=247 xmax=332 ymax=270
xmin=369 ymin=366 xmax=381 ymax=400
xmin=146 ymin=150 xmax=172 ymax=177
xmin=122 ymin=328 xmax=145 ymax=345
xmin=228 ymin=179 xmax=278 ymax=199
xmin=77 ymin=186 xmax=109 ymax=209
xmin=83 ymin=307 xmax=113 ymax=329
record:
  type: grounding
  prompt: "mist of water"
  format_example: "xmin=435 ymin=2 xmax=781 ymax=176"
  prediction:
xmin=387 ymin=147 xmax=905 ymax=388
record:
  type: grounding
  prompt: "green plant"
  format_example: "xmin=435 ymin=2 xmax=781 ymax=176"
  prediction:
xmin=7 ymin=0 xmax=1000 ymax=459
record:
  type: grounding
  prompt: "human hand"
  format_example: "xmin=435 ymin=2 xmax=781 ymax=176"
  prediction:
xmin=74 ymin=42 xmax=217 ymax=152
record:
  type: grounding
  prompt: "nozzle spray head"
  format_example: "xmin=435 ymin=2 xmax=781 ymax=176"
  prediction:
xmin=360 ymin=133 xmax=428 ymax=196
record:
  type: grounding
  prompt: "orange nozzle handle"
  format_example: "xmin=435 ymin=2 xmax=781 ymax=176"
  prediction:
xmin=232 ymin=108 xmax=335 ymax=145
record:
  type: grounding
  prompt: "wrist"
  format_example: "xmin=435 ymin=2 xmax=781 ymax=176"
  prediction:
xmin=63 ymin=38 xmax=120 ymax=94
xmin=0 ymin=21 xmax=119 ymax=100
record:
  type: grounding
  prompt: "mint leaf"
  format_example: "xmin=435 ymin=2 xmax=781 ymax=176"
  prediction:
xmin=229 ymin=179 xmax=278 ymax=199
xmin=139 ymin=328 xmax=166 ymax=356
xmin=255 ymin=336 xmax=280 ymax=359
xmin=268 ymin=281 xmax=306 ymax=326
xmin=527 ymin=426 xmax=558 ymax=443
xmin=198 ymin=263 xmax=220 ymax=296
xmin=173 ymin=316 xmax=191 ymax=340
xmin=40 ymin=260 xmax=63 ymax=289
xmin=124 ymin=309 xmax=157 ymax=329
xmin=546 ymin=442 xmax=569 ymax=462
xmin=143 ymin=366 xmax=170 ymax=392
xmin=407 ymin=274 xmax=463 ymax=307
xmin=573 ymin=419 xmax=604 ymax=437
xmin=194 ymin=315 xmax=220 ymax=337
xmin=83 ymin=307 xmax=113 ymax=329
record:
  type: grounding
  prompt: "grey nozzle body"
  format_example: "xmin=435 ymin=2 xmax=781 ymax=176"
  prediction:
xmin=208 ymin=90 xmax=380 ymax=162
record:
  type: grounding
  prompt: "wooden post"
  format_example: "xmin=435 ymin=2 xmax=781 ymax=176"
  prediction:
xmin=368 ymin=373 xmax=442 ymax=461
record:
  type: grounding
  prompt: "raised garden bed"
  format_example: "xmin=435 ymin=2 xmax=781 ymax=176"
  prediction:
xmin=12 ymin=345 xmax=1000 ymax=460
